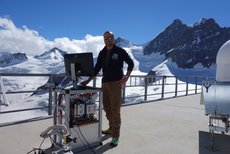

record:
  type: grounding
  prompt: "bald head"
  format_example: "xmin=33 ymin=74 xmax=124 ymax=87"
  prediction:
xmin=104 ymin=31 xmax=114 ymax=36
xmin=103 ymin=31 xmax=115 ymax=49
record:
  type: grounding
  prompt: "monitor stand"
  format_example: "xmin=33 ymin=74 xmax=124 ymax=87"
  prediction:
xmin=70 ymin=63 xmax=79 ymax=89
xmin=70 ymin=63 xmax=90 ymax=90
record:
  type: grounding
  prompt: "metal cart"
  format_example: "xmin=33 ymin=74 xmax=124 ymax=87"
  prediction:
xmin=53 ymin=86 xmax=103 ymax=152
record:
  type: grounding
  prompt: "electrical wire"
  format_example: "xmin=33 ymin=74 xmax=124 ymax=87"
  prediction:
xmin=77 ymin=126 xmax=97 ymax=154
xmin=27 ymin=138 xmax=46 ymax=154
xmin=56 ymin=91 xmax=99 ymax=154
xmin=38 ymin=138 xmax=46 ymax=151
xmin=62 ymin=96 xmax=97 ymax=154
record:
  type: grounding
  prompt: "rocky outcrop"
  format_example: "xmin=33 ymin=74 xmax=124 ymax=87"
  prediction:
xmin=143 ymin=18 xmax=230 ymax=68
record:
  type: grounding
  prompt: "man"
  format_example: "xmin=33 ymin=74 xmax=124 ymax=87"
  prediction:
xmin=82 ymin=31 xmax=134 ymax=147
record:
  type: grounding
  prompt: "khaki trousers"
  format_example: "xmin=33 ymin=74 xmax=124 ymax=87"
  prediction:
xmin=102 ymin=81 xmax=122 ymax=138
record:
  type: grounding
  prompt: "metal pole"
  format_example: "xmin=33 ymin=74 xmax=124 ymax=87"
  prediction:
xmin=186 ymin=76 xmax=188 ymax=95
xmin=53 ymin=91 xmax=57 ymax=125
xmin=99 ymin=90 xmax=103 ymax=141
xmin=53 ymin=91 xmax=57 ymax=142
xmin=195 ymin=76 xmax=198 ymax=94
xmin=48 ymin=75 xmax=53 ymax=115
xmin=122 ymin=86 xmax=126 ymax=104
xmin=93 ymin=77 xmax=96 ymax=88
xmin=175 ymin=76 xmax=178 ymax=97
xmin=144 ymin=76 xmax=148 ymax=101
xmin=161 ymin=76 xmax=165 ymax=99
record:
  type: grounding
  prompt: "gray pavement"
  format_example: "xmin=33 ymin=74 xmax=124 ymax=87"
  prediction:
xmin=0 ymin=94 xmax=230 ymax=154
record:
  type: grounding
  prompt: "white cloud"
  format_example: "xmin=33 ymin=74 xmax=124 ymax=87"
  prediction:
xmin=0 ymin=17 xmax=52 ymax=56
xmin=0 ymin=17 xmax=105 ymax=57
xmin=53 ymin=35 xmax=104 ymax=58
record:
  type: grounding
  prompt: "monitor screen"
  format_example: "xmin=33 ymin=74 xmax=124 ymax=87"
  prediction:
xmin=64 ymin=53 xmax=95 ymax=78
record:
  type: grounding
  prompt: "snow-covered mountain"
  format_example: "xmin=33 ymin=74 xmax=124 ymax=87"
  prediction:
xmin=0 ymin=34 xmax=217 ymax=79
xmin=34 ymin=47 xmax=67 ymax=60
xmin=144 ymin=18 xmax=230 ymax=72
xmin=0 ymin=44 xmax=199 ymax=123
xmin=1 ymin=24 xmax=216 ymax=123
xmin=0 ymin=52 xmax=27 ymax=67
xmin=115 ymin=37 xmax=134 ymax=48
xmin=2 ymin=18 xmax=225 ymax=124
xmin=2 ymin=18 xmax=227 ymax=79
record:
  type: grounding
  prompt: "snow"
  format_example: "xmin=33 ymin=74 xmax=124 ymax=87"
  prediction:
xmin=0 ymin=42 xmax=203 ymax=124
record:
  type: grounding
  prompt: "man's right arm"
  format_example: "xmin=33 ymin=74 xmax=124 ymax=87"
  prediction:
xmin=81 ymin=51 xmax=103 ymax=86
xmin=81 ymin=76 xmax=94 ymax=86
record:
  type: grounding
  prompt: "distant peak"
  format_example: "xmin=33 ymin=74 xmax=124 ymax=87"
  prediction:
xmin=172 ymin=19 xmax=183 ymax=25
xmin=167 ymin=19 xmax=187 ymax=29
xmin=194 ymin=18 xmax=218 ymax=27
xmin=49 ymin=47 xmax=61 ymax=52
xmin=34 ymin=47 xmax=67 ymax=59
xmin=199 ymin=18 xmax=216 ymax=23
xmin=164 ymin=18 xmax=187 ymax=33
xmin=115 ymin=37 xmax=133 ymax=48
xmin=116 ymin=37 xmax=124 ymax=40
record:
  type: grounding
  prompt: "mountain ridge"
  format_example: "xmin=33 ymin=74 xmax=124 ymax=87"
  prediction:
xmin=0 ymin=52 xmax=27 ymax=67
xmin=0 ymin=18 xmax=228 ymax=78
xmin=34 ymin=47 xmax=67 ymax=60
xmin=143 ymin=18 xmax=230 ymax=69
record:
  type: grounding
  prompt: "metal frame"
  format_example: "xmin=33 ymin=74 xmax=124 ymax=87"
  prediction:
xmin=53 ymin=87 xmax=103 ymax=152
xmin=202 ymin=81 xmax=230 ymax=151
xmin=208 ymin=115 xmax=230 ymax=151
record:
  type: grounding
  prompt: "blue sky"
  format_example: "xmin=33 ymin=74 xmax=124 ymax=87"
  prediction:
xmin=0 ymin=0 xmax=230 ymax=44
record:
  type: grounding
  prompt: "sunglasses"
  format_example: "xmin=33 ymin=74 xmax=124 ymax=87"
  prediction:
xmin=104 ymin=36 xmax=114 ymax=41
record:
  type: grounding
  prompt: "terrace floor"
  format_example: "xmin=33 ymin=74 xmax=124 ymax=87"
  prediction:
xmin=1 ymin=94 xmax=230 ymax=154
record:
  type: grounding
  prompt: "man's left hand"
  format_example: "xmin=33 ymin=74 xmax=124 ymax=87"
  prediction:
xmin=119 ymin=75 xmax=129 ymax=87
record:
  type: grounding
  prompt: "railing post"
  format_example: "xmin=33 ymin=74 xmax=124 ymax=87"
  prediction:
xmin=175 ymin=76 xmax=178 ymax=97
xmin=48 ymin=74 xmax=53 ymax=115
xmin=161 ymin=76 xmax=165 ymax=99
xmin=144 ymin=76 xmax=148 ymax=101
xmin=93 ymin=77 xmax=96 ymax=88
xmin=195 ymin=76 xmax=198 ymax=94
xmin=186 ymin=76 xmax=188 ymax=95
xmin=53 ymin=91 xmax=57 ymax=125
xmin=122 ymin=86 xmax=126 ymax=104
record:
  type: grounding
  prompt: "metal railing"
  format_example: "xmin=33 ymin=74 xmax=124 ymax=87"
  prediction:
xmin=0 ymin=73 xmax=209 ymax=120
xmin=0 ymin=73 xmax=53 ymax=116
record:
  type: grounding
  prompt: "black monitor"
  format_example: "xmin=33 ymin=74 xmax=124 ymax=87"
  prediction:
xmin=64 ymin=52 xmax=94 ymax=85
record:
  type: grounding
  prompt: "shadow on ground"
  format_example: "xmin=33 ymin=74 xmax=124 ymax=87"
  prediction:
xmin=199 ymin=130 xmax=230 ymax=154
xmin=74 ymin=134 xmax=115 ymax=154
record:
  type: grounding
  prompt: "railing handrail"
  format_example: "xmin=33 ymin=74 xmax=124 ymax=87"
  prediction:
xmin=0 ymin=72 xmax=210 ymax=77
xmin=0 ymin=73 xmax=53 ymax=76
xmin=0 ymin=73 xmax=209 ymax=119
